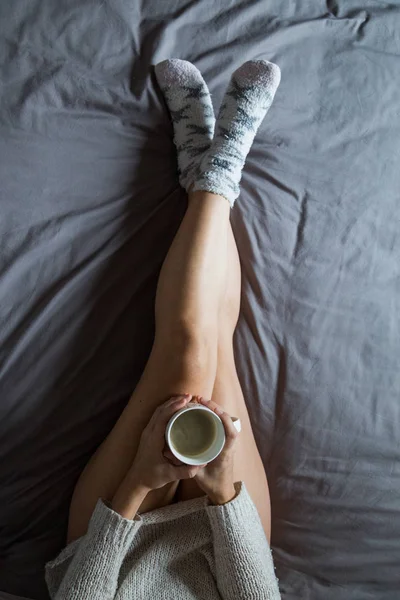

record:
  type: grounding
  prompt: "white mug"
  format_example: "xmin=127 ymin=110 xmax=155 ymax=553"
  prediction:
xmin=165 ymin=402 xmax=241 ymax=466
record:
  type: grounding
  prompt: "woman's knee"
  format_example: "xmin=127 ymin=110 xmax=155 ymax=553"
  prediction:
xmin=155 ymin=321 xmax=218 ymax=371
xmin=149 ymin=325 xmax=218 ymax=398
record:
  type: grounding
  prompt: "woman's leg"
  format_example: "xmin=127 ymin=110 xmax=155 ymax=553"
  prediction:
xmin=176 ymin=224 xmax=272 ymax=541
xmin=67 ymin=189 xmax=230 ymax=542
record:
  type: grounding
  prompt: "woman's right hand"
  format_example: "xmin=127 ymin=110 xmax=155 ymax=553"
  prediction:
xmin=192 ymin=396 xmax=240 ymax=505
xmin=113 ymin=394 xmax=208 ymax=518
xmin=128 ymin=394 xmax=207 ymax=492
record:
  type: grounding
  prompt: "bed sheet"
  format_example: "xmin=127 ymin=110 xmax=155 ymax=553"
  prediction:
xmin=1 ymin=1 xmax=400 ymax=598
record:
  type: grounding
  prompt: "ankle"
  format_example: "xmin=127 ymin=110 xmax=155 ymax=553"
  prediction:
xmin=188 ymin=188 xmax=231 ymax=208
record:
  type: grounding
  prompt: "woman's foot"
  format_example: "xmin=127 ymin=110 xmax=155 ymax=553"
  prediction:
xmin=154 ymin=59 xmax=215 ymax=192
xmin=192 ymin=60 xmax=281 ymax=207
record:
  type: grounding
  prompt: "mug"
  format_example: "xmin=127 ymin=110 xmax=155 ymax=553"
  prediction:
xmin=165 ymin=402 xmax=241 ymax=466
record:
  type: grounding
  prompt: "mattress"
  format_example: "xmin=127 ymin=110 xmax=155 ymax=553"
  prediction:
xmin=1 ymin=1 xmax=399 ymax=598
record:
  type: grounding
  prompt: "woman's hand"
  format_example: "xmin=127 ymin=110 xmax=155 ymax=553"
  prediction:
xmin=129 ymin=394 xmax=207 ymax=492
xmin=192 ymin=396 xmax=239 ymax=505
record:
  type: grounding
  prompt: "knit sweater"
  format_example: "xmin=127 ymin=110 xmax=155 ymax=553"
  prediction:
xmin=45 ymin=481 xmax=280 ymax=599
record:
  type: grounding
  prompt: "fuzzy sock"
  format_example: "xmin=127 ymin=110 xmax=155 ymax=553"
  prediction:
xmin=154 ymin=59 xmax=215 ymax=191
xmin=192 ymin=60 xmax=281 ymax=207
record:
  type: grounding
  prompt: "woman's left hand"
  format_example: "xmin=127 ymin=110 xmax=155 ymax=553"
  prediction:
xmin=192 ymin=396 xmax=239 ymax=504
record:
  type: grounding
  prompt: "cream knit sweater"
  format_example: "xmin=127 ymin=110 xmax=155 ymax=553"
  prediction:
xmin=46 ymin=481 xmax=280 ymax=599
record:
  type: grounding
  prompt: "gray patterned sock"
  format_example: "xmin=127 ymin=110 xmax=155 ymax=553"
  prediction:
xmin=154 ymin=59 xmax=215 ymax=191
xmin=192 ymin=60 xmax=281 ymax=207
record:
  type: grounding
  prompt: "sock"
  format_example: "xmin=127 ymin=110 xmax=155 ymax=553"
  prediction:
xmin=192 ymin=60 xmax=281 ymax=207
xmin=154 ymin=59 xmax=215 ymax=191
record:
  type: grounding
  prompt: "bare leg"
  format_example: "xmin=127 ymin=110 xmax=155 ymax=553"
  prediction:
xmin=67 ymin=190 xmax=230 ymax=542
xmin=176 ymin=225 xmax=272 ymax=540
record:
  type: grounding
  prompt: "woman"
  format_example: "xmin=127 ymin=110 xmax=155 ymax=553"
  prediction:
xmin=46 ymin=58 xmax=282 ymax=599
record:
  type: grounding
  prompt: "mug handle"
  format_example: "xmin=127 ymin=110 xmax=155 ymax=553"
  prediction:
xmin=231 ymin=417 xmax=241 ymax=433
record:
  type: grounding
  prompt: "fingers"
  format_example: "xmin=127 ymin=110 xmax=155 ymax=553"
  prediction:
xmin=196 ymin=396 xmax=223 ymax=414
xmin=162 ymin=393 xmax=192 ymax=413
xmin=218 ymin=410 xmax=239 ymax=449
xmin=197 ymin=396 xmax=239 ymax=449
xmin=150 ymin=394 xmax=192 ymax=429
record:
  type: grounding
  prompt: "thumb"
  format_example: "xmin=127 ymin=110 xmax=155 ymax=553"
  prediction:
xmin=163 ymin=448 xmax=185 ymax=467
xmin=175 ymin=463 xmax=207 ymax=480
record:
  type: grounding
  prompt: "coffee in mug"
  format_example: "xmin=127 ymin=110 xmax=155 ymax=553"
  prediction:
xmin=169 ymin=408 xmax=217 ymax=457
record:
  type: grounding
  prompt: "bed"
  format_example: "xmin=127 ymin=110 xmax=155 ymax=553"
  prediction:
xmin=1 ymin=1 xmax=399 ymax=598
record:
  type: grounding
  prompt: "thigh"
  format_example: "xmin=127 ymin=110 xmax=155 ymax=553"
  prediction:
xmin=175 ymin=337 xmax=272 ymax=541
xmin=67 ymin=337 xmax=217 ymax=542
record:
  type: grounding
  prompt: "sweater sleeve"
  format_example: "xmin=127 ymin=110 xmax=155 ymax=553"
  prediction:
xmin=45 ymin=499 xmax=143 ymax=600
xmin=205 ymin=481 xmax=281 ymax=600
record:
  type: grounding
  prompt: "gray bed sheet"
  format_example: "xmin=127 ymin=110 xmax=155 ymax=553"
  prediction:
xmin=1 ymin=1 xmax=400 ymax=598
